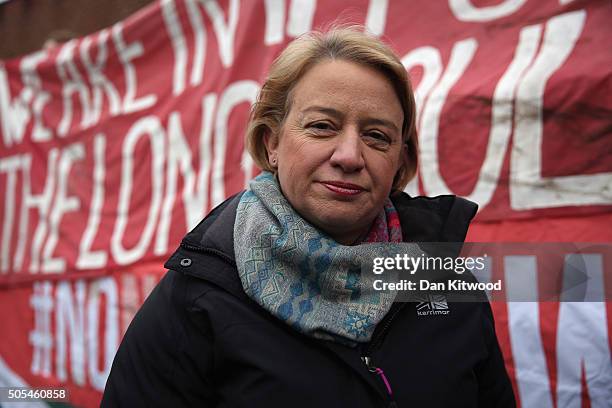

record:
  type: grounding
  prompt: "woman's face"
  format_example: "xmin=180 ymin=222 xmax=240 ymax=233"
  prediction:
xmin=265 ymin=59 xmax=405 ymax=245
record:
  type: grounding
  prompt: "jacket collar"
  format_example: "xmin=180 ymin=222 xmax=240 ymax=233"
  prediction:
xmin=164 ymin=192 xmax=246 ymax=299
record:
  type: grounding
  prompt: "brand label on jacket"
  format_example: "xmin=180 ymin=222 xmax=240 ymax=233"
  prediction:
xmin=416 ymin=295 xmax=450 ymax=316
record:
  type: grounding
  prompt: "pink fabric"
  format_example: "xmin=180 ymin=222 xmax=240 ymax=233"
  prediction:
xmin=375 ymin=367 xmax=394 ymax=396
xmin=364 ymin=198 xmax=403 ymax=243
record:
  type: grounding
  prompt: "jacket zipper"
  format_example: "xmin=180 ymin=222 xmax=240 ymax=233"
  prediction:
xmin=361 ymin=302 xmax=407 ymax=407
xmin=179 ymin=241 xmax=236 ymax=266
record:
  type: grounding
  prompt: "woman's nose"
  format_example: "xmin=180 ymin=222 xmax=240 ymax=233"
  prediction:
xmin=329 ymin=129 xmax=365 ymax=172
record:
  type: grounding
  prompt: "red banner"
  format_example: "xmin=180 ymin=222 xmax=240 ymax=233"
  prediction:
xmin=0 ymin=0 xmax=610 ymax=406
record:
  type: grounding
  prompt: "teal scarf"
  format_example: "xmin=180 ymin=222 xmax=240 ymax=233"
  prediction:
xmin=234 ymin=172 xmax=404 ymax=345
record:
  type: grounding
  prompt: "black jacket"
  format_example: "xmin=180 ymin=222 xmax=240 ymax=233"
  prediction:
xmin=101 ymin=192 xmax=516 ymax=408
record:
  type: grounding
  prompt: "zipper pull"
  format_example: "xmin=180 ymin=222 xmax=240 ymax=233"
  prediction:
xmin=361 ymin=356 xmax=394 ymax=398
xmin=361 ymin=356 xmax=377 ymax=372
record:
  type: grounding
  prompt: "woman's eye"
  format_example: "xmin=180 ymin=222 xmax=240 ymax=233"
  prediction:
xmin=306 ymin=122 xmax=336 ymax=134
xmin=364 ymin=132 xmax=390 ymax=145
xmin=310 ymin=122 xmax=332 ymax=130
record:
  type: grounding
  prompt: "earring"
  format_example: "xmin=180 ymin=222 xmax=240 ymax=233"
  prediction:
xmin=271 ymin=157 xmax=277 ymax=166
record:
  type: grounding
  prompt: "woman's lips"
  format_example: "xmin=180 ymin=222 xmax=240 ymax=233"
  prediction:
xmin=320 ymin=181 xmax=365 ymax=196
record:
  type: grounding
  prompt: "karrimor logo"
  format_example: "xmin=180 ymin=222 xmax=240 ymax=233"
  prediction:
xmin=416 ymin=294 xmax=450 ymax=316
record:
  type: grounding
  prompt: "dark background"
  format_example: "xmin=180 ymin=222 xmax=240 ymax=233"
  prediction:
xmin=0 ymin=0 xmax=155 ymax=60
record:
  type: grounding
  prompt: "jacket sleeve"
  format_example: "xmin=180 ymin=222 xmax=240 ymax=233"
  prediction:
xmin=101 ymin=270 xmax=216 ymax=407
xmin=476 ymin=302 xmax=517 ymax=407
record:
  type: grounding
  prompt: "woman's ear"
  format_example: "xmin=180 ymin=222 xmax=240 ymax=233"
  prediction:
xmin=263 ymin=128 xmax=279 ymax=168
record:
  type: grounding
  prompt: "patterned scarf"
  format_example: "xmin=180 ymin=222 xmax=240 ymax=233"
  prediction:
xmin=234 ymin=172 xmax=403 ymax=345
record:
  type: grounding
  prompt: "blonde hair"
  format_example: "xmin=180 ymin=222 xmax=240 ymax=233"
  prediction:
xmin=246 ymin=25 xmax=418 ymax=191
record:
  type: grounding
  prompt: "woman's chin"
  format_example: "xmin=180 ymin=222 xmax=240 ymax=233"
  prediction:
xmin=310 ymin=215 xmax=370 ymax=244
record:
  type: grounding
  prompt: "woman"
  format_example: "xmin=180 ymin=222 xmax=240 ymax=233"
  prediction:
xmin=102 ymin=27 xmax=515 ymax=407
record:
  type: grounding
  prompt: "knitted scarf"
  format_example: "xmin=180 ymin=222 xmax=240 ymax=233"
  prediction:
xmin=234 ymin=172 xmax=403 ymax=345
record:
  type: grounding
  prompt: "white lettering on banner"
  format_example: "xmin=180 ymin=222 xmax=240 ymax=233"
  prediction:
xmin=460 ymin=24 xmax=540 ymax=208
xmin=449 ymin=0 xmax=527 ymax=22
xmin=2 ymin=23 xmax=160 ymax=146
xmin=264 ymin=0 xmax=318 ymax=45
xmin=55 ymin=280 xmax=86 ymax=385
xmin=14 ymin=155 xmax=32 ymax=270
xmin=155 ymin=112 xmax=194 ymax=255
xmin=111 ymin=116 xmax=165 ymax=265
xmin=505 ymin=254 xmax=612 ymax=406
xmin=80 ymin=30 xmax=122 ymax=122
xmin=287 ymin=0 xmax=316 ymax=38
xmin=141 ymin=95 xmax=218 ymax=255
xmin=41 ymin=143 xmax=85 ymax=273
xmin=211 ymin=80 xmax=259 ymax=207
xmin=399 ymin=46 xmax=446 ymax=196
xmin=185 ymin=0 xmax=206 ymax=87
xmin=0 ymin=155 xmax=21 ymax=273
xmin=164 ymin=0 xmax=233 ymax=92
xmin=505 ymin=256 xmax=554 ymax=408
xmin=198 ymin=0 xmax=240 ymax=68
xmin=56 ymin=41 xmax=94 ymax=137
xmin=402 ymin=46 xmax=442 ymax=197
xmin=415 ymin=24 xmax=541 ymax=208
xmin=120 ymin=274 xmax=139 ymax=336
xmin=30 ymin=276 xmax=156 ymax=389
xmin=263 ymin=0 xmax=285 ymax=45
xmin=418 ymin=38 xmax=477 ymax=195
xmin=365 ymin=0 xmax=389 ymax=36
xmin=557 ymin=254 xmax=612 ymax=407
xmin=0 ymin=64 xmax=33 ymax=147
xmin=402 ymin=46 xmax=443 ymax=125
xmin=29 ymin=149 xmax=59 ymax=273
xmin=511 ymin=10 xmax=612 ymax=209
xmin=87 ymin=277 xmax=118 ymax=391
xmin=112 ymin=23 xmax=157 ymax=114
xmin=30 ymin=281 xmax=54 ymax=378
xmin=162 ymin=0 xmax=188 ymax=95
xmin=414 ymin=12 xmax=598 ymax=210
xmin=20 ymin=51 xmax=52 ymax=142
xmin=77 ymin=135 xmax=108 ymax=269
xmin=187 ymin=93 xmax=216 ymax=228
